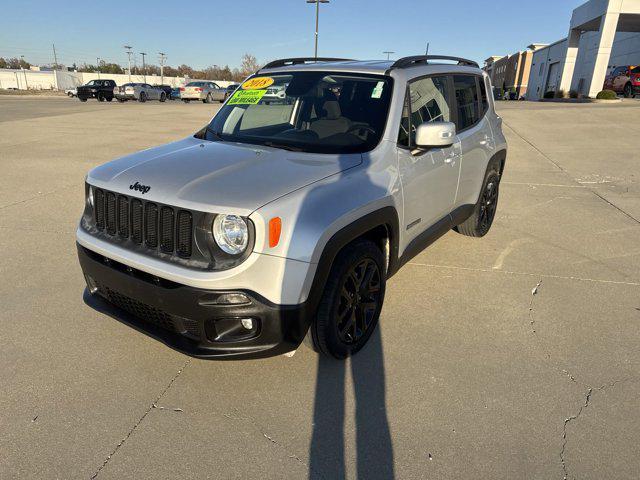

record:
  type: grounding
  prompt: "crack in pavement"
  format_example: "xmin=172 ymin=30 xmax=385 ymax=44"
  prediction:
xmin=90 ymin=359 xmax=191 ymax=479
xmin=561 ymin=388 xmax=593 ymax=480
xmin=222 ymin=408 xmax=315 ymax=475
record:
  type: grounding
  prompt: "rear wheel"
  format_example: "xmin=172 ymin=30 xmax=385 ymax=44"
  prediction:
xmin=454 ymin=162 xmax=501 ymax=237
xmin=159 ymin=92 xmax=166 ymax=102
xmin=97 ymin=93 xmax=105 ymax=102
xmin=204 ymin=93 xmax=212 ymax=103
xmin=139 ymin=92 xmax=147 ymax=103
xmin=309 ymin=239 xmax=386 ymax=359
xmin=624 ymin=83 xmax=634 ymax=99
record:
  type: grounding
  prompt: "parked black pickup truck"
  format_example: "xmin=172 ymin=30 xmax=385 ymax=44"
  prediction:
xmin=77 ymin=79 xmax=117 ymax=102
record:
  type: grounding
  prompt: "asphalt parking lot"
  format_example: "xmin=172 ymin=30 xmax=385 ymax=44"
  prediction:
xmin=1 ymin=96 xmax=639 ymax=479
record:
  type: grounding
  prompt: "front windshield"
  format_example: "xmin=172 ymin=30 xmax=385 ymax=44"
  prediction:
xmin=202 ymin=72 xmax=393 ymax=154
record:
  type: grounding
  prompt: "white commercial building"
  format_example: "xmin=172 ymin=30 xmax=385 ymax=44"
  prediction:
xmin=527 ymin=0 xmax=640 ymax=99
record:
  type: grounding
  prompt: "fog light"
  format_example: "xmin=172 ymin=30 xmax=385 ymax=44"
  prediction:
xmin=84 ymin=274 xmax=98 ymax=294
xmin=241 ymin=318 xmax=254 ymax=330
xmin=199 ymin=292 xmax=250 ymax=306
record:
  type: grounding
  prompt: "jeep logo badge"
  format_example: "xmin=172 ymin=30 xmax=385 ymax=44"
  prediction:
xmin=130 ymin=181 xmax=151 ymax=194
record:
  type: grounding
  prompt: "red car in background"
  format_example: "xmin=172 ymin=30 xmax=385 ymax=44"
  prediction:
xmin=604 ymin=65 xmax=640 ymax=98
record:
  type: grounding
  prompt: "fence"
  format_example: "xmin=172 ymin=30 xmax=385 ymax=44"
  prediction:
xmin=0 ymin=69 xmax=234 ymax=91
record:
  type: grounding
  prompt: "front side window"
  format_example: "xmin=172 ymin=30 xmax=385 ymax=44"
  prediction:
xmin=453 ymin=75 xmax=480 ymax=131
xmin=203 ymin=72 xmax=393 ymax=154
xmin=398 ymin=75 xmax=451 ymax=148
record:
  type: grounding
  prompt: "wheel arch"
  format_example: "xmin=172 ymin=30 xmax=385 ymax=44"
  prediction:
xmin=304 ymin=207 xmax=400 ymax=310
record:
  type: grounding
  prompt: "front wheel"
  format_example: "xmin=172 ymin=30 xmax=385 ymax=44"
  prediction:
xmin=309 ymin=239 xmax=386 ymax=359
xmin=624 ymin=83 xmax=634 ymax=99
xmin=97 ymin=93 xmax=105 ymax=102
xmin=106 ymin=96 xmax=113 ymax=102
xmin=454 ymin=163 xmax=501 ymax=237
xmin=79 ymin=97 xmax=87 ymax=102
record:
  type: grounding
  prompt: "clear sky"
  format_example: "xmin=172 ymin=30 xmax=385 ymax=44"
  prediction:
xmin=0 ymin=0 xmax=587 ymax=69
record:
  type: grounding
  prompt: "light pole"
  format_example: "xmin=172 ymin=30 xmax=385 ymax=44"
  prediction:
xmin=159 ymin=52 xmax=166 ymax=85
xmin=20 ymin=55 xmax=28 ymax=90
xmin=124 ymin=45 xmax=133 ymax=82
xmin=383 ymin=51 xmax=395 ymax=60
xmin=306 ymin=0 xmax=329 ymax=59
xmin=140 ymin=52 xmax=147 ymax=83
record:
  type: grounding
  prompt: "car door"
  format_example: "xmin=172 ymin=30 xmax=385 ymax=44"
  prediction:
xmin=454 ymin=75 xmax=494 ymax=208
xmin=210 ymin=83 xmax=224 ymax=101
xmin=397 ymin=75 xmax=461 ymax=242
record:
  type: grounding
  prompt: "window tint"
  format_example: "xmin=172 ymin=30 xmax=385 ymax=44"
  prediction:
xmin=630 ymin=66 xmax=640 ymax=74
xmin=453 ymin=75 xmax=480 ymax=130
xmin=398 ymin=76 xmax=451 ymax=147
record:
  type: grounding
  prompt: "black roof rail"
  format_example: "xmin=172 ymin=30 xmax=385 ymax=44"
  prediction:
xmin=260 ymin=57 xmax=354 ymax=70
xmin=388 ymin=55 xmax=480 ymax=71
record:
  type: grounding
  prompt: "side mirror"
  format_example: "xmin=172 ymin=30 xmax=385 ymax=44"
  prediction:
xmin=415 ymin=122 xmax=457 ymax=149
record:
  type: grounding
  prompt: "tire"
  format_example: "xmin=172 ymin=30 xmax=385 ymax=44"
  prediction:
xmin=454 ymin=161 xmax=501 ymax=238
xmin=204 ymin=93 xmax=212 ymax=104
xmin=624 ymin=83 xmax=633 ymax=99
xmin=79 ymin=97 xmax=87 ymax=102
xmin=182 ymin=99 xmax=190 ymax=103
xmin=139 ymin=92 xmax=147 ymax=103
xmin=309 ymin=239 xmax=386 ymax=359
xmin=97 ymin=93 xmax=105 ymax=102
xmin=106 ymin=96 xmax=113 ymax=102
xmin=117 ymin=98 xmax=126 ymax=103
xmin=159 ymin=92 xmax=166 ymax=102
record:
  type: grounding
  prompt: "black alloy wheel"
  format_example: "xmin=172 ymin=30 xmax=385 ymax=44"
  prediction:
xmin=336 ymin=258 xmax=382 ymax=345
xmin=309 ymin=239 xmax=386 ymax=359
xmin=478 ymin=174 xmax=500 ymax=234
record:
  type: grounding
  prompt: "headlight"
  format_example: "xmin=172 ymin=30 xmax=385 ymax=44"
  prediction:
xmin=87 ymin=185 xmax=94 ymax=208
xmin=213 ymin=214 xmax=248 ymax=255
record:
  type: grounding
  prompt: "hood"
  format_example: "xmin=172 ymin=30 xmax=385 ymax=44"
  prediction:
xmin=87 ymin=136 xmax=362 ymax=215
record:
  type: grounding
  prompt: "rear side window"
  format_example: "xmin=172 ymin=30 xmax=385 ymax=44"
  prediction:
xmin=453 ymin=75 xmax=480 ymax=131
xmin=398 ymin=75 xmax=452 ymax=147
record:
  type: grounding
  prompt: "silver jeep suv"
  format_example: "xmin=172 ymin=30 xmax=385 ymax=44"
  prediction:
xmin=77 ymin=56 xmax=507 ymax=360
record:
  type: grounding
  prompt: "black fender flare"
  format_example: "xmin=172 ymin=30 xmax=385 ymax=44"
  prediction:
xmin=305 ymin=207 xmax=400 ymax=311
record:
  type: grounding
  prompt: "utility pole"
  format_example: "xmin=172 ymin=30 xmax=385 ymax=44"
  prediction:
xmin=20 ymin=55 xmax=28 ymax=90
xmin=124 ymin=45 xmax=133 ymax=82
xmin=52 ymin=44 xmax=58 ymax=70
xmin=306 ymin=0 xmax=329 ymax=59
xmin=383 ymin=51 xmax=395 ymax=60
xmin=140 ymin=52 xmax=147 ymax=83
xmin=158 ymin=52 xmax=166 ymax=85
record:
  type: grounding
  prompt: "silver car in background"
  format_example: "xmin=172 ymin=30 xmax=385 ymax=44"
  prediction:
xmin=114 ymin=83 xmax=167 ymax=103
xmin=180 ymin=81 xmax=226 ymax=103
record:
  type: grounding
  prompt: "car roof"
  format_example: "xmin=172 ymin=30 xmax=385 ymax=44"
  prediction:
xmin=258 ymin=59 xmax=483 ymax=79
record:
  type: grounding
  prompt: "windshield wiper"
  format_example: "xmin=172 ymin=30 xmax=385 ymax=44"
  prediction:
xmin=261 ymin=141 xmax=303 ymax=152
xmin=205 ymin=126 xmax=224 ymax=141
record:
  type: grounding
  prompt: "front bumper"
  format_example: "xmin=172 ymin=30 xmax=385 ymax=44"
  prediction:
xmin=77 ymin=244 xmax=313 ymax=359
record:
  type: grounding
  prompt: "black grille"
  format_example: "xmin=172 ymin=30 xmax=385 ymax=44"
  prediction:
xmin=101 ymin=286 xmax=180 ymax=333
xmin=131 ymin=199 xmax=143 ymax=244
xmin=160 ymin=207 xmax=175 ymax=253
xmin=117 ymin=196 xmax=129 ymax=237
xmin=94 ymin=189 xmax=105 ymax=230
xmin=145 ymin=203 xmax=158 ymax=248
xmin=92 ymin=188 xmax=193 ymax=258
xmin=105 ymin=192 xmax=117 ymax=235
xmin=176 ymin=211 xmax=193 ymax=257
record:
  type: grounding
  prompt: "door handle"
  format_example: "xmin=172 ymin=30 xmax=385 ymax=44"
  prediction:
xmin=444 ymin=152 xmax=458 ymax=164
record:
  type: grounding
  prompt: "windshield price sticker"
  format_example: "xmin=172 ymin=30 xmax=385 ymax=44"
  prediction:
xmin=371 ymin=81 xmax=385 ymax=99
xmin=228 ymin=89 xmax=268 ymax=105
xmin=242 ymin=77 xmax=275 ymax=90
